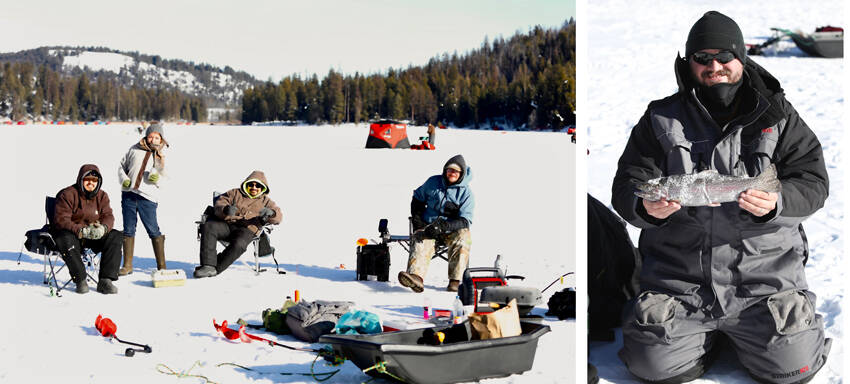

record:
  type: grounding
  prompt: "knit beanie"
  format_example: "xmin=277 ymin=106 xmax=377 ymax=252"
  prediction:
xmin=686 ymin=11 xmax=746 ymax=65
xmin=145 ymin=122 xmax=165 ymax=141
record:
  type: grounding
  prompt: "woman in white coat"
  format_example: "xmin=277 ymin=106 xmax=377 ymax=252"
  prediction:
xmin=117 ymin=122 xmax=169 ymax=275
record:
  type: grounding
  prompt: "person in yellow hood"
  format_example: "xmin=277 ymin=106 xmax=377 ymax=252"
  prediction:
xmin=194 ymin=171 xmax=282 ymax=278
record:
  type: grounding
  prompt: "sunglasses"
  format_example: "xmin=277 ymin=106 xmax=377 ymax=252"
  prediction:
xmin=691 ymin=51 xmax=736 ymax=65
xmin=246 ymin=182 xmax=263 ymax=189
xmin=82 ymin=177 xmax=99 ymax=183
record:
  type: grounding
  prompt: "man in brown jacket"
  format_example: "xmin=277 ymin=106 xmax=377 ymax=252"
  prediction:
xmin=194 ymin=170 xmax=282 ymax=278
xmin=50 ymin=164 xmax=122 ymax=294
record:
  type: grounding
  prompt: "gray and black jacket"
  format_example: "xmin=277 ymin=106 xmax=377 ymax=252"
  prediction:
xmin=611 ymin=56 xmax=829 ymax=317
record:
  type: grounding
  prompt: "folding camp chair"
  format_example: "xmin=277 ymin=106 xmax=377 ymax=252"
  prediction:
xmin=19 ymin=196 xmax=100 ymax=297
xmin=195 ymin=192 xmax=284 ymax=275
xmin=378 ymin=218 xmax=449 ymax=262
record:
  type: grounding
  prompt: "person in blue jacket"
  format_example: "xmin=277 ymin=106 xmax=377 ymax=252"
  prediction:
xmin=398 ymin=154 xmax=474 ymax=293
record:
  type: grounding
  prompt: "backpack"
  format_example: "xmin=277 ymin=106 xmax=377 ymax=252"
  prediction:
xmin=587 ymin=194 xmax=640 ymax=341
xmin=545 ymin=288 xmax=576 ymax=320
xmin=261 ymin=299 xmax=298 ymax=335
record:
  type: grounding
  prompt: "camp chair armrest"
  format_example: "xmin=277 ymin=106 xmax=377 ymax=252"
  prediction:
xmin=387 ymin=235 xmax=410 ymax=242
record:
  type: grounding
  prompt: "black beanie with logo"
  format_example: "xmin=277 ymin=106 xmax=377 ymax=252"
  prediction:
xmin=686 ymin=11 xmax=746 ymax=65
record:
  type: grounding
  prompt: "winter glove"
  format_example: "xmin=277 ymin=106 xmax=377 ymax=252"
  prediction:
xmin=90 ymin=223 xmax=107 ymax=239
xmin=410 ymin=198 xmax=427 ymax=230
xmin=148 ymin=173 xmax=159 ymax=183
xmin=424 ymin=218 xmax=447 ymax=238
xmin=223 ymin=205 xmax=238 ymax=216
xmin=80 ymin=223 xmax=107 ymax=240
xmin=411 ymin=215 xmax=427 ymax=231
xmin=122 ymin=179 xmax=131 ymax=188
xmin=258 ymin=207 xmax=275 ymax=221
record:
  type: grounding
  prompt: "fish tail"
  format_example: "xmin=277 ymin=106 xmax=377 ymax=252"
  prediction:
xmin=757 ymin=164 xmax=782 ymax=193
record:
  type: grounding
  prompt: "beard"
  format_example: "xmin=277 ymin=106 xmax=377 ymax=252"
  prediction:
xmin=698 ymin=68 xmax=743 ymax=86
xmin=698 ymin=79 xmax=743 ymax=109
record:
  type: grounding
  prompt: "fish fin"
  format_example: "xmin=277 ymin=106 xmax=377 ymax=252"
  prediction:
xmin=757 ymin=164 xmax=782 ymax=193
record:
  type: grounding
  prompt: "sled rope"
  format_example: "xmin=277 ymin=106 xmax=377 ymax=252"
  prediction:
xmin=217 ymin=359 xmax=340 ymax=382
xmin=156 ymin=361 xmax=218 ymax=384
xmin=362 ymin=361 xmax=408 ymax=383
xmin=542 ymin=271 xmax=575 ymax=292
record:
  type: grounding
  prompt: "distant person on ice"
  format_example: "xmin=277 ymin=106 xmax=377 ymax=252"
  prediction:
xmin=50 ymin=164 xmax=122 ymax=294
xmin=398 ymin=154 xmax=474 ymax=293
xmin=194 ymin=171 xmax=282 ymax=278
xmin=611 ymin=11 xmax=829 ymax=383
xmin=117 ymin=122 xmax=168 ymax=276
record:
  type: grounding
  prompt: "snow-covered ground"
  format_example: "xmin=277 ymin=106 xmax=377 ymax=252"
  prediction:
xmin=0 ymin=123 xmax=574 ymax=383
xmin=586 ymin=1 xmax=844 ymax=383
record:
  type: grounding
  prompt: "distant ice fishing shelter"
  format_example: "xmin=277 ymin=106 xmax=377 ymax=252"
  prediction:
xmin=365 ymin=120 xmax=411 ymax=149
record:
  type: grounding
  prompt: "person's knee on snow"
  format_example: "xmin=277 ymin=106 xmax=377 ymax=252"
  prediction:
xmin=619 ymin=292 xmax=717 ymax=383
xmin=735 ymin=291 xmax=830 ymax=384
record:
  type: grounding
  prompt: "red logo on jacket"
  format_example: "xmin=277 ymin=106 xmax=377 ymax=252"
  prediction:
xmin=762 ymin=128 xmax=773 ymax=133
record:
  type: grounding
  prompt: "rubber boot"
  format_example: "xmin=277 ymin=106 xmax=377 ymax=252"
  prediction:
xmin=446 ymin=279 xmax=460 ymax=292
xmin=118 ymin=236 xmax=134 ymax=276
xmin=97 ymin=278 xmax=118 ymax=294
xmin=75 ymin=278 xmax=89 ymax=294
xmin=152 ymin=235 xmax=166 ymax=270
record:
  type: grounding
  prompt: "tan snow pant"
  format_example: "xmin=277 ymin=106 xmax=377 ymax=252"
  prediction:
xmin=406 ymin=228 xmax=471 ymax=280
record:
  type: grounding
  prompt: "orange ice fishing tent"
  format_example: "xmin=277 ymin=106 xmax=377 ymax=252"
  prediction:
xmin=365 ymin=120 xmax=411 ymax=149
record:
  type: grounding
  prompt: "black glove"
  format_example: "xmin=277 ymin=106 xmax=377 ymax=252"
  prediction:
xmin=411 ymin=215 xmax=427 ymax=231
xmin=258 ymin=207 xmax=275 ymax=221
xmin=424 ymin=218 xmax=447 ymax=238
xmin=224 ymin=205 xmax=238 ymax=216
xmin=410 ymin=198 xmax=427 ymax=231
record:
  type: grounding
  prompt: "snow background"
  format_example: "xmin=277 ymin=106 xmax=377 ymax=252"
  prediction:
xmin=585 ymin=0 xmax=844 ymax=383
xmin=0 ymin=123 xmax=575 ymax=383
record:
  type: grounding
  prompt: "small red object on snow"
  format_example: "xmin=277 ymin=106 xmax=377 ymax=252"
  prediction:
xmin=95 ymin=314 xmax=117 ymax=337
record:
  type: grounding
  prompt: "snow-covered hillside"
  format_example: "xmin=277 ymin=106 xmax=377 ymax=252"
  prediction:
xmin=54 ymin=49 xmax=250 ymax=105
xmin=586 ymin=1 xmax=844 ymax=383
xmin=0 ymin=123 xmax=574 ymax=383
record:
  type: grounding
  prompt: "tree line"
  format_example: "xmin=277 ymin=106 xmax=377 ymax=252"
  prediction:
xmin=0 ymin=61 xmax=207 ymax=122
xmin=242 ymin=19 xmax=575 ymax=129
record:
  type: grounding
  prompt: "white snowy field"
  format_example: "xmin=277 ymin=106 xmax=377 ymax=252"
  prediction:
xmin=586 ymin=1 xmax=844 ymax=383
xmin=0 ymin=123 xmax=574 ymax=383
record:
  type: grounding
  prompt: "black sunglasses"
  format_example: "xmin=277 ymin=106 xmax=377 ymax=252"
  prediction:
xmin=691 ymin=51 xmax=736 ymax=65
xmin=246 ymin=181 xmax=263 ymax=189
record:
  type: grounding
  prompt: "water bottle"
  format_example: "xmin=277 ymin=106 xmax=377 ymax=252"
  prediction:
xmin=452 ymin=295 xmax=465 ymax=324
xmin=494 ymin=254 xmax=506 ymax=277
xmin=423 ymin=297 xmax=431 ymax=320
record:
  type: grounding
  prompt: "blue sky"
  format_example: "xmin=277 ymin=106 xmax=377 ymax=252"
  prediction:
xmin=0 ymin=0 xmax=575 ymax=81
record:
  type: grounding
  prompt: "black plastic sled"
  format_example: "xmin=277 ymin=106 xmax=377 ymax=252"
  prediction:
xmin=319 ymin=321 xmax=550 ymax=383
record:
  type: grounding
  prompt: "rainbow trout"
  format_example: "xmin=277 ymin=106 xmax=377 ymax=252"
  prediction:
xmin=634 ymin=164 xmax=781 ymax=206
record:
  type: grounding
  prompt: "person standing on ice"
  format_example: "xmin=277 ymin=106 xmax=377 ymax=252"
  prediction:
xmin=194 ymin=170 xmax=282 ymax=278
xmin=398 ymin=154 xmax=474 ymax=293
xmin=117 ymin=122 xmax=168 ymax=275
xmin=50 ymin=164 xmax=122 ymax=294
xmin=611 ymin=11 xmax=829 ymax=383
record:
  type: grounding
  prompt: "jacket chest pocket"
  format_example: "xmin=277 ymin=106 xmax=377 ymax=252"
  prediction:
xmin=657 ymin=132 xmax=711 ymax=174
xmin=426 ymin=190 xmax=444 ymax=210
xmin=741 ymin=127 xmax=779 ymax=175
